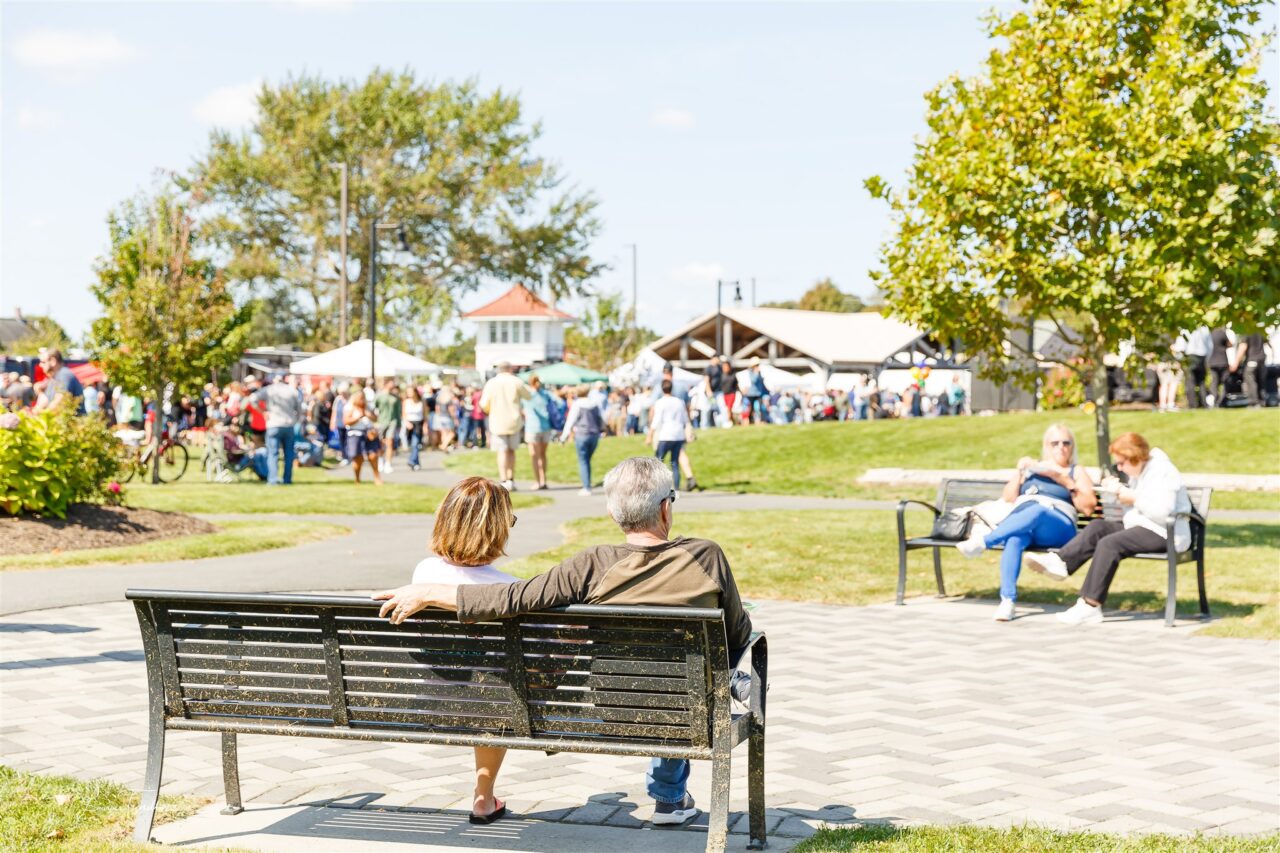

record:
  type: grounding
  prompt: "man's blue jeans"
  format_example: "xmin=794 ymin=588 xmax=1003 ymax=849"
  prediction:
xmin=264 ymin=425 xmax=295 ymax=485
xmin=575 ymin=434 xmax=599 ymax=489
xmin=647 ymin=758 xmax=689 ymax=804
xmin=983 ymin=501 xmax=1076 ymax=600
xmin=655 ymin=439 xmax=684 ymax=489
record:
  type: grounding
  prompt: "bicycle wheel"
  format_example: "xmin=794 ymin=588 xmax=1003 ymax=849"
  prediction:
xmin=156 ymin=442 xmax=190 ymax=483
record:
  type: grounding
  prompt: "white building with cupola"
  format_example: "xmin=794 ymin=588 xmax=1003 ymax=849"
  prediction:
xmin=463 ymin=284 xmax=575 ymax=374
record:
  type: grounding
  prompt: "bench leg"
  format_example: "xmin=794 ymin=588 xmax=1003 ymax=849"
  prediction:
xmin=896 ymin=540 xmax=908 ymax=605
xmin=747 ymin=721 xmax=766 ymax=849
xmin=706 ymin=753 xmax=731 ymax=853
xmin=221 ymin=732 xmax=244 ymax=815
xmin=933 ymin=548 xmax=946 ymax=597
xmin=1197 ymin=554 xmax=1210 ymax=619
xmin=133 ymin=709 xmax=166 ymax=842
xmin=1165 ymin=551 xmax=1178 ymax=628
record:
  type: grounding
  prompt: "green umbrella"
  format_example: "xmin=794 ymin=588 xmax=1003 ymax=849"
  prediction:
xmin=518 ymin=361 xmax=609 ymax=387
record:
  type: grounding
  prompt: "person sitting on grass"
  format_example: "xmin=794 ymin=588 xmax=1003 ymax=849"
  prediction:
xmin=955 ymin=423 xmax=1097 ymax=622
xmin=1026 ymin=432 xmax=1191 ymax=626
xmin=374 ymin=456 xmax=753 ymax=827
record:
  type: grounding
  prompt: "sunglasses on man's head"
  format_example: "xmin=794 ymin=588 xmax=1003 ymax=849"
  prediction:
xmin=666 ymin=490 xmax=677 ymax=504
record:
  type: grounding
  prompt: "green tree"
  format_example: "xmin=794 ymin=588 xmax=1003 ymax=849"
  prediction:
xmin=867 ymin=0 xmax=1279 ymax=467
xmin=190 ymin=70 xmax=604 ymax=350
xmin=762 ymin=278 xmax=865 ymax=312
xmin=564 ymin=292 xmax=655 ymax=371
xmin=90 ymin=191 xmax=252 ymax=482
xmin=1 ymin=314 xmax=72 ymax=355
xmin=423 ymin=331 xmax=477 ymax=368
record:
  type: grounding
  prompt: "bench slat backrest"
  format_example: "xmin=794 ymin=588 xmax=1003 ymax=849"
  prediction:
xmin=129 ymin=591 xmax=727 ymax=751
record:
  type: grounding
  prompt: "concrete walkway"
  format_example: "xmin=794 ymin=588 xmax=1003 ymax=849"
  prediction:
xmin=2 ymin=596 xmax=1277 ymax=851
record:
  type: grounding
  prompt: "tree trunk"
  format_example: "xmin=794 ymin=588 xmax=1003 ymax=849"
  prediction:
xmin=1088 ymin=361 xmax=1112 ymax=474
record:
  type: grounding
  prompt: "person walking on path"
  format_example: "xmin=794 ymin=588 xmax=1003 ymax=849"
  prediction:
xmin=718 ymin=360 xmax=739 ymax=428
xmin=254 ymin=372 xmax=302 ymax=486
xmin=648 ymin=378 xmax=691 ymax=489
xmin=1235 ymin=331 xmax=1267 ymax=407
xmin=342 ymin=391 xmax=383 ymax=485
xmin=1177 ymin=326 xmax=1212 ymax=409
xmin=374 ymin=456 xmax=753 ymax=827
xmin=1207 ymin=326 xmax=1236 ymax=406
xmin=480 ymin=361 xmax=531 ymax=491
xmin=743 ymin=358 xmax=768 ymax=424
xmin=702 ymin=355 xmax=722 ymax=429
xmin=403 ymin=386 xmax=426 ymax=471
xmin=1027 ymin=432 xmax=1190 ymax=626
xmin=374 ymin=379 xmax=402 ymax=474
xmin=522 ymin=375 xmax=554 ymax=490
xmin=330 ymin=385 xmax=350 ymax=467
xmin=560 ymin=384 xmax=605 ymax=495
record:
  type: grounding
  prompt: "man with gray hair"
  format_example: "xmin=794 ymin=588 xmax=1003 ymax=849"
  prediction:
xmin=374 ymin=456 xmax=752 ymax=825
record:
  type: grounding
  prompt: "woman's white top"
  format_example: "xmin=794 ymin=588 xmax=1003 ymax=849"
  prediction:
xmin=411 ymin=556 xmax=518 ymax=586
xmin=649 ymin=395 xmax=690 ymax=442
xmin=1126 ymin=448 xmax=1192 ymax=551
xmin=403 ymin=399 xmax=425 ymax=422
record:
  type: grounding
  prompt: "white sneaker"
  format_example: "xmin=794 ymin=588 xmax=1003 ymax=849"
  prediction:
xmin=956 ymin=536 xmax=986 ymax=558
xmin=994 ymin=598 xmax=1016 ymax=622
xmin=1025 ymin=552 xmax=1069 ymax=580
xmin=383 ymin=463 xmax=395 ymax=474
xmin=651 ymin=794 xmax=699 ymax=825
xmin=1057 ymin=598 xmax=1103 ymax=625
xmin=577 ymin=488 xmax=592 ymax=496
xmin=499 ymin=480 xmax=513 ymax=491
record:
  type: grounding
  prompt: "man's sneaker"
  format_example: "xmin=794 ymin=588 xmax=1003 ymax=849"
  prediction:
xmin=956 ymin=536 xmax=986 ymax=558
xmin=577 ymin=487 xmax=593 ymax=496
xmin=993 ymin=598 xmax=1016 ymax=622
xmin=685 ymin=478 xmax=698 ymax=492
xmin=1057 ymin=597 xmax=1103 ymax=625
xmin=499 ymin=480 xmax=513 ymax=491
xmin=1025 ymin=552 xmax=1069 ymax=580
xmin=651 ymin=795 xmax=699 ymax=826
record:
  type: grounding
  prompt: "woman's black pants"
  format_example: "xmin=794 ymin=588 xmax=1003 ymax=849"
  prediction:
xmin=1060 ymin=519 xmax=1166 ymax=605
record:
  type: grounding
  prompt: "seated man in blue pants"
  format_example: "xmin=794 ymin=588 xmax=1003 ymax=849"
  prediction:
xmin=954 ymin=424 xmax=1097 ymax=622
xmin=374 ymin=456 xmax=753 ymax=824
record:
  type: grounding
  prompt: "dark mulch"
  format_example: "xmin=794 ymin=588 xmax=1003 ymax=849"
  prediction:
xmin=3 ymin=504 xmax=217 ymax=555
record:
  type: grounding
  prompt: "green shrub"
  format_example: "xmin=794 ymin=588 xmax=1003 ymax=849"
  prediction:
xmin=0 ymin=409 xmax=128 ymax=518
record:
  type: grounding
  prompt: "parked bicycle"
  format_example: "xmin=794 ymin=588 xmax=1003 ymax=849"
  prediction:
xmin=120 ymin=423 xmax=190 ymax=483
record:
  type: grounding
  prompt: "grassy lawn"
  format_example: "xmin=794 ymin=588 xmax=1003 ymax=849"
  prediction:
xmin=792 ymin=823 xmax=1280 ymax=852
xmin=502 ymin=511 xmax=1279 ymax=640
xmin=0 ymin=520 xmax=349 ymax=571
xmin=0 ymin=765 xmax=203 ymax=851
xmin=444 ymin=410 xmax=1280 ymax=504
xmin=126 ymin=465 xmax=548 ymax=515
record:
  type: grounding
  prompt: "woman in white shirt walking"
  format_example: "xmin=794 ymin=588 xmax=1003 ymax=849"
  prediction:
xmin=405 ymin=476 xmax=519 ymax=823
xmin=647 ymin=379 xmax=691 ymax=489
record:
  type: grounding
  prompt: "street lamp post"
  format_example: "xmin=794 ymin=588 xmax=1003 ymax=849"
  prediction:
xmin=715 ymin=279 xmax=742 ymax=358
xmin=329 ymin=163 xmax=349 ymax=346
xmin=367 ymin=217 xmax=407 ymax=380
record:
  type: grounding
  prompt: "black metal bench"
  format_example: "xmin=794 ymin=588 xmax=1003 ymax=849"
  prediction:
xmin=127 ymin=589 xmax=768 ymax=852
xmin=895 ymin=479 xmax=1212 ymax=626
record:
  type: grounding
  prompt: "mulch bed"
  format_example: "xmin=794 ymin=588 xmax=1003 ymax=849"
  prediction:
xmin=3 ymin=504 xmax=217 ymax=556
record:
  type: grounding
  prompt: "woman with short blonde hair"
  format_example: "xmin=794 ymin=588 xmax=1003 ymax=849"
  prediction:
xmin=408 ymin=476 xmax=519 ymax=823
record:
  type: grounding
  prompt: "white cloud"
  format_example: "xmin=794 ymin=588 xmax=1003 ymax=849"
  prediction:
xmin=13 ymin=29 xmax=136 ymax=73
xmin=17 ymin=106 xmax=59 ymax=131
xmin=651 ymin=108 xmax=695 ymax=129
xmin=193 ymin=81 xmax=261 ymax=128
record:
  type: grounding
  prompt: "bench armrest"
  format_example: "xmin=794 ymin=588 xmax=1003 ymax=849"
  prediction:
xmin=734 ymin=631 xmax=768 ymax=722
xmin=897 ymin=499 xmax=940 ymax=542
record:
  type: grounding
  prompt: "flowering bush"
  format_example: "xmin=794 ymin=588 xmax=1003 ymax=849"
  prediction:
xmin=0 ymin=408 xmax=129 ymax=518
xmin=1041 ymin=366 xmax=1086 ymax=410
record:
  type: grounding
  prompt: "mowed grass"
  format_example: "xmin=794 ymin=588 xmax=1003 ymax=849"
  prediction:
xmin=444 ymin=409 xmax=1280 ymax=500
xmin=792 ymin=823 xmax=1280 ymax=852
xmin=0 ymin=520 xmax=349 ymax=571
xmin=501 ymin=511 xmax=1279 ymax=640
xmin=126 ymin=465 xmax=548 ymax=515
xmin=0 ymin=765 xmax=203 ymax=851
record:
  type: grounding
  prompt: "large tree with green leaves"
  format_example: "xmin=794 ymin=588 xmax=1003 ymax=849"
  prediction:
xmin=90 ymin=191 xmax=252 ymax=481
xmin=762 ymin=278 xmax=865 ymax=312
xmin=867 ymin=0 xmax=1279 ymax=467
xmin=190 ymin=70 xmax=604 ymax=351
xmin=0 ymin=314 xmax=71 ymax=355
xmin=564 ymin=292 xmax=656 ymax=371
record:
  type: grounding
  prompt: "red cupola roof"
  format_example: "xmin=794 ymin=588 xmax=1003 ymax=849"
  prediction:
xmin=462 ymin=284 xmax=575 ymax=320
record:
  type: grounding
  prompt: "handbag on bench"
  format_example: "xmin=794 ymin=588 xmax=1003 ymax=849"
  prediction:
xmin=930 ymin=508 xmax=992 ymax=541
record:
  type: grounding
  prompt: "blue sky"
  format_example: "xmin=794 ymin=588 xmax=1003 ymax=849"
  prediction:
xmin=3 ymin=1 xmax=1277 ymax=345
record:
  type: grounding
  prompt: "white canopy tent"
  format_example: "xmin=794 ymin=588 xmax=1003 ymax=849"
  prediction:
xmin=288 ymin=339 xmax=443 ymax=378
xmin=610 ymin=348 xmax=701 ymax=389
xmin=735 ymin=363 xmax=810 ymax=393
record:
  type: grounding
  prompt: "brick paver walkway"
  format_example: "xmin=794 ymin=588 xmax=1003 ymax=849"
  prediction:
xmin=3 ymin=595 xmax=1277 ymax=845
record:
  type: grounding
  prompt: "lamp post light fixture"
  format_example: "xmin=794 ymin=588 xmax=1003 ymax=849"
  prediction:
xmin=367 ymin=218 xmax=409 ymax=380
xmin=715 ymin=279 xmax=742 ymax=357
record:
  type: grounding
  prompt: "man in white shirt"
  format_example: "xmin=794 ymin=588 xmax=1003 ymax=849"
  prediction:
xmin=1174 ymin=326 xmax=1212 ymax=409
xmin=646 ymin=379 xmax=691 ymax=490
xmin=479 ymin=361 xmax=531 ymax=490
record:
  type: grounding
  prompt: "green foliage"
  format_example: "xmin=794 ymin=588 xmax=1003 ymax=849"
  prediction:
xmin=0 ymin=314 xmax=72 ymax=356
xmin=794 ymin=823 xmax=1280 ymax=852
xmin=564 ymin=291 xmax=656 ymax=370
xmin=90 ymin=190 xmax=252 ymax=401
xmin=1041 ymin=365 xmax=1086 ymax=409
xmin=423 ymin=331 xmax=477 ymax=368
xmin=868 ymin=0 xmax=1280 ymax=465
xmin=189 ymin=70 xmax=604 ymax=350
xmin=761 ymin=278 xmax=865 ymax=313
xmin=0 ymin=409 xmax=127 ymax=519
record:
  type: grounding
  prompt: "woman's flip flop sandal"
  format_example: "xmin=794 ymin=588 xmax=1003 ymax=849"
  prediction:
xmin=469 ymin=805 xmax=507 ymax=825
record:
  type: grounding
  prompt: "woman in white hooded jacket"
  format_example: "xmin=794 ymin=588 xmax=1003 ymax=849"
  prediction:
xmin=1026 ymin=432 xmax=1191 ymax=625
